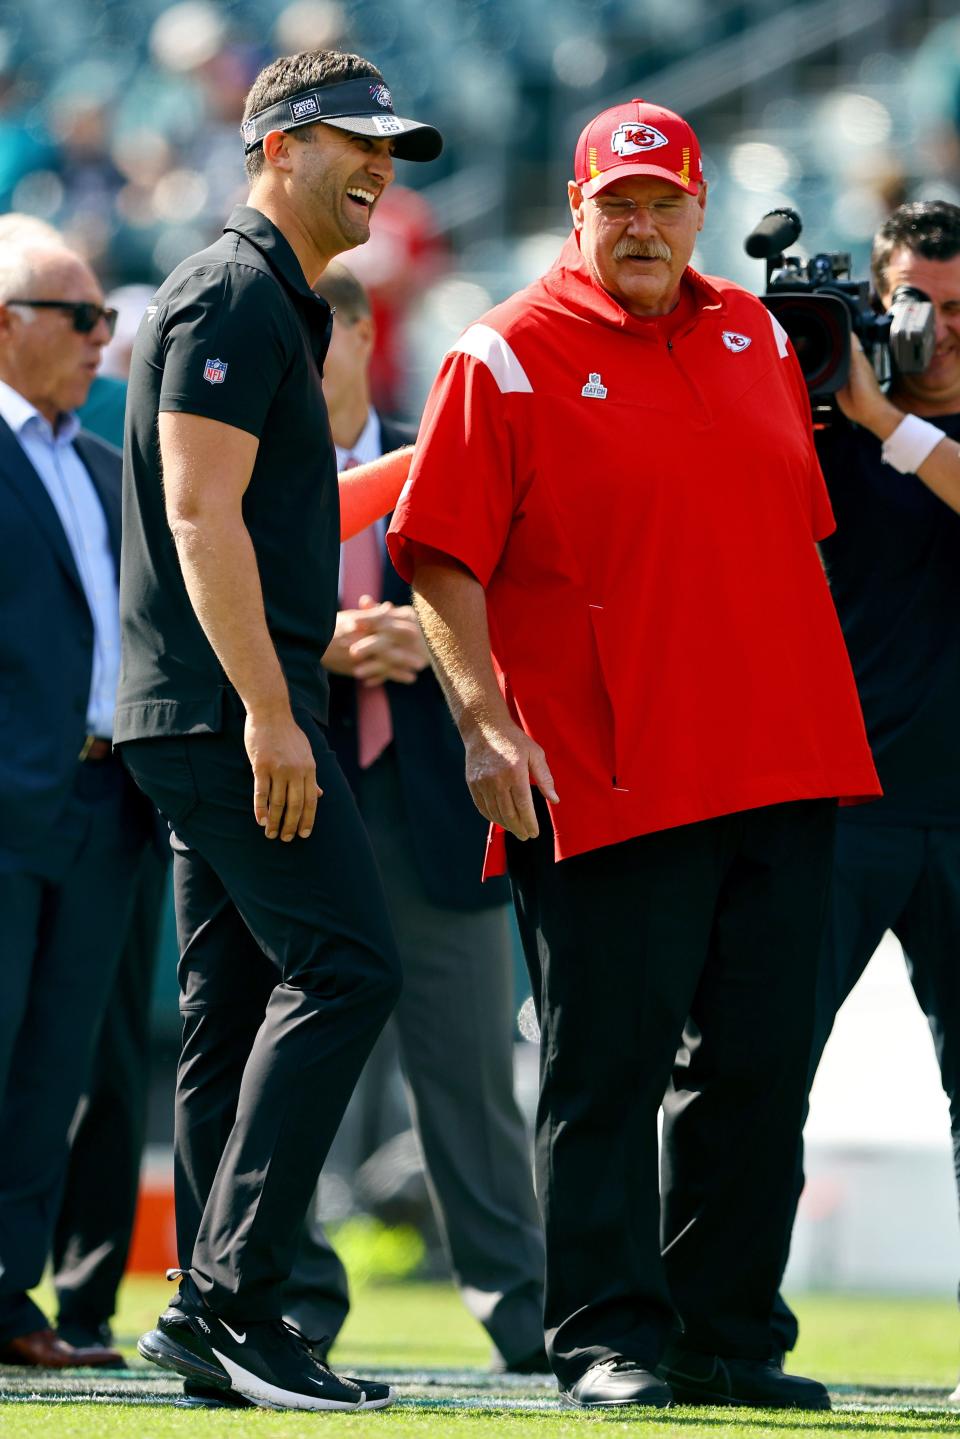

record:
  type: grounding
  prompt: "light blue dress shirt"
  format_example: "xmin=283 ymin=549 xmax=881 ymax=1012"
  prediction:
xmin=0 ymin=378 xmax=120 ymax=738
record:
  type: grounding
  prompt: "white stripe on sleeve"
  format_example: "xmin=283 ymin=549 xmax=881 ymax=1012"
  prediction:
xmin=450 ymin=324 xmax=534 ymax=394
xmin=767 ymin=308 xmax=790 ymax=359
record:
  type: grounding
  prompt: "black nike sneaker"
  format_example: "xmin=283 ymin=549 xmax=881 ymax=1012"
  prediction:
xmin=138 ymin=1273 xmax=395 ymax=1411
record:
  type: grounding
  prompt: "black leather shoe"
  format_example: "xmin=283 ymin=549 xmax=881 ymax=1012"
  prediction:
xmin=561 ymin=1359 xmax=672 ymax=1408
xmin=658 ymin=1348 xmax=830 ymax=1410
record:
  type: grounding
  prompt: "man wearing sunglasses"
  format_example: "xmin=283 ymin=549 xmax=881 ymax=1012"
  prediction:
xmin=0 ymin=227 xmax=153 ymax=1368
xmin=3 ymin=298 xmax=118 ymax=334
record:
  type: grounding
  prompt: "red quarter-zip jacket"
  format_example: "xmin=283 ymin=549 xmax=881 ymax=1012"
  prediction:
xmin=388 ymin=234 xmax=880 ymax=877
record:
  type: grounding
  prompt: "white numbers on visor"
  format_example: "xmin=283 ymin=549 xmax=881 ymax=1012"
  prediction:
xmin=371 ymin=115 xmax=404 ymax=135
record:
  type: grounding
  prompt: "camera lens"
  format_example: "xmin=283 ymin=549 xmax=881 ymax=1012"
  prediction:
xmin=763 ymin=294 xmax=852 ymax=395
xmin=782 ymin=308 xmax=829 ymax=373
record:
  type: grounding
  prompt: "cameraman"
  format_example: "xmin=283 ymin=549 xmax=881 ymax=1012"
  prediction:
xmin=773 ymin=201 xmax=960 ymax=1390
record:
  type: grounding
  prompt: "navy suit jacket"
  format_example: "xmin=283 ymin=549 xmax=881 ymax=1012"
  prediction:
xmin=326 ymin=416 xmax=509 ymax=911
xmin=0 ymin=415 xmax=154 ymax=856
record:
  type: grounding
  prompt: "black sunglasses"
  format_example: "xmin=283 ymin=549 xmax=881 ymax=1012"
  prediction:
xmin=6 ymin=299 xmax=119 ymax=337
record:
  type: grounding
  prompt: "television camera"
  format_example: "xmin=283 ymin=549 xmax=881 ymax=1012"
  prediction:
xmin=745 ymin=208 xmax=935 ymax=408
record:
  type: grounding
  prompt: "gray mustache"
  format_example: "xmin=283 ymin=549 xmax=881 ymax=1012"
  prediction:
xmin=613 ymin=238 xmax=672 ymax=261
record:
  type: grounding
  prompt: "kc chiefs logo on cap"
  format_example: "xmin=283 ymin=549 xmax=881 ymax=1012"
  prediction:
xmin=611 ymin=122 xmax=669 ymax=158
xmin=575 ymin=100 xmax=702 ymax=198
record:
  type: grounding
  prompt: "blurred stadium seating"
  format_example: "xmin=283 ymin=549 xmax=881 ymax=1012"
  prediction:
xmin=1 ymin=1 xmax=958 ymax=305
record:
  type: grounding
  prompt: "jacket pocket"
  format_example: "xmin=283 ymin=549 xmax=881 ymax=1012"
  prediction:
xmin=587 ymin=603 xmax=630 ymax=792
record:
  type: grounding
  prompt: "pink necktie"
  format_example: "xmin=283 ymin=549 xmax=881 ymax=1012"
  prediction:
xmin=340 ymin=462 xmax=393 ymax=768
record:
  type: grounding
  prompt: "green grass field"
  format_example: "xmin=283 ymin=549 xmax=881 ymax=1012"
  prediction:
xmin=1 ymin=1279 xmax=958 ymax=1437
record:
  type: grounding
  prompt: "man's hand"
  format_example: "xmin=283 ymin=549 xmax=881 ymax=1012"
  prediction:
xmin=244 ymin=707 xmax=322 ymax=842
xmin=463 ymin=718 xmax=559 ymax=841
xmin=835 ymin=336 xmax=902 ymax=438
xmin=832 ymin=334 xmax=960 ymax=514
xmin=411 ymin=559 xmax=561 ymax=839
xmin=322 ymin=596 xmax=430 ymax=686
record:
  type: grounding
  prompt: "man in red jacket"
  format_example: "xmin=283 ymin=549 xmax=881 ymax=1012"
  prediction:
xmin=388 ymin=99 xmax=880 ymax=1411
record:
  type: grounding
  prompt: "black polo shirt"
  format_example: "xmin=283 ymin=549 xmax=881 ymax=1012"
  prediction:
xmin=818 ymin=411 xmax=960 ymax=826
xmin=116 ymin=205 xmax=338 ymax=741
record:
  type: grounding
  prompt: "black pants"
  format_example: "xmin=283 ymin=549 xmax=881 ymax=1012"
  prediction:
xmin=120 ymin=697 xmax=401 ymax=1323
xmin=282 ymin=749 xmax=544 ymax=1364
xmin=0 ymin=755 xmax=143 ymax=1343
xmin=771 ymin=818 xmax=960 ymax=1352
xmin=53 ymin=843 xmax=171 ymax=1336
xmin=506 ymin=795 xmax=836 ymax=1385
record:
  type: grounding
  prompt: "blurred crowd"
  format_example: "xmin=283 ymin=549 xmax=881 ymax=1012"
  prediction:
xmin=5 ymin=2 xmax=960 ymax=416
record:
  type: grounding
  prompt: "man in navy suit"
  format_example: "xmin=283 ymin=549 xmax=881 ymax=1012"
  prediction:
xmin=281 ymin=264 xmax=546 ymax=1374
xmin=0 ymin=229 xmax=149 ymax=1367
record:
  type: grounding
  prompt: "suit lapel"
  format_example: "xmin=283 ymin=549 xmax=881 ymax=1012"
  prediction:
xmin=74 ymin=432 xmax=121 ymax=572
xmin=0 ymin=414 xmax=85 ymax=598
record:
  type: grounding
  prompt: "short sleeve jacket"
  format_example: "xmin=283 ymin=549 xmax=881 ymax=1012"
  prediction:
xmin=116 ymin=206 xmax=339 ymax=741
xmin=388 ymin=234 xmax=881 ymax=874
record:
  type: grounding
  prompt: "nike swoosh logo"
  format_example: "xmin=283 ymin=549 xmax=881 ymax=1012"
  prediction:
xmin=309 ymin=1377 xmax=363 ymax=1401
xmin=220 ymin=1321 xmax=246 ymax=1345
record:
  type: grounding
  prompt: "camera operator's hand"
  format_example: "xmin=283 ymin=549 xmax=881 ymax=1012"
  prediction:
xmin=835 ymin=336 xmax=903 ymax=440
xmin=836 ymin=336 xmax=960 ymax=514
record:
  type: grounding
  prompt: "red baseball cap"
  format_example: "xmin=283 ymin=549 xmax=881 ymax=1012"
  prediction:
xmin=573 ymin=99 xmax=703 ymax=199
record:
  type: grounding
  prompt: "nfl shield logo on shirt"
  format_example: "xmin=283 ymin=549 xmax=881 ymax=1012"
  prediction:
xmin=581 ymin=372 xmax=608 ymax=399
xmin=203 ymin=357 xmax=228 ymax=385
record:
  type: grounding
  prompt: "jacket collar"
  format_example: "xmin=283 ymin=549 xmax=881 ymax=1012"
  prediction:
xmin=542 ymin=231 xmax=725 ymax=335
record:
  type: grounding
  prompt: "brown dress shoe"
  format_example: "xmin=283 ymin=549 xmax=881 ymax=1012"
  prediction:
xmin=0 ymin=1328 xmax=124 ymax=1368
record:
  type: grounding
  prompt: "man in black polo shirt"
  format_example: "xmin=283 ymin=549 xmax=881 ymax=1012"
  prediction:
xmin=770 ymin=201 xmax=960 ymax=1382
xmin=116 ymin=49 xmax=441 ymax=1412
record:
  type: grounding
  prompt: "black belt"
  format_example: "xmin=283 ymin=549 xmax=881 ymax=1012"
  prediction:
xmin=78 ymin=736 xmax=112 ymax=763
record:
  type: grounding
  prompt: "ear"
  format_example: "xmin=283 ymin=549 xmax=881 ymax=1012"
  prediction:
xmin=262 ymin=129 xmax=294 ymax=173
xmin=568 ymin=180 xmax=586 ymax=233
xmin=0 ymin=303 xmax=18 ymax=343
xmin=696 ymin=181 xmax=708 ymax=233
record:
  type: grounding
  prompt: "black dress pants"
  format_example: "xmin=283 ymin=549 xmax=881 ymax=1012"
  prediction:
xmin=53 ymin=842 xmax=171 ymax=1336
xmin=771 ymin=818 xmax=960 ymax=1353
xmin=0 ymin=755 xmax=143 ymax=1343
xmin=120 ymin=696 xmax=401 ymax=1324
xmin=506 ymin=795 xmax=836 ymax=1385
xmin=282 ymin=749 xmax=545 ymax=1365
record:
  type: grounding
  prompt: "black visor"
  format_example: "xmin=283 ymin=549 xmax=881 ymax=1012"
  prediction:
xmin=241 ymin=77 xmax=443 ymax=162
